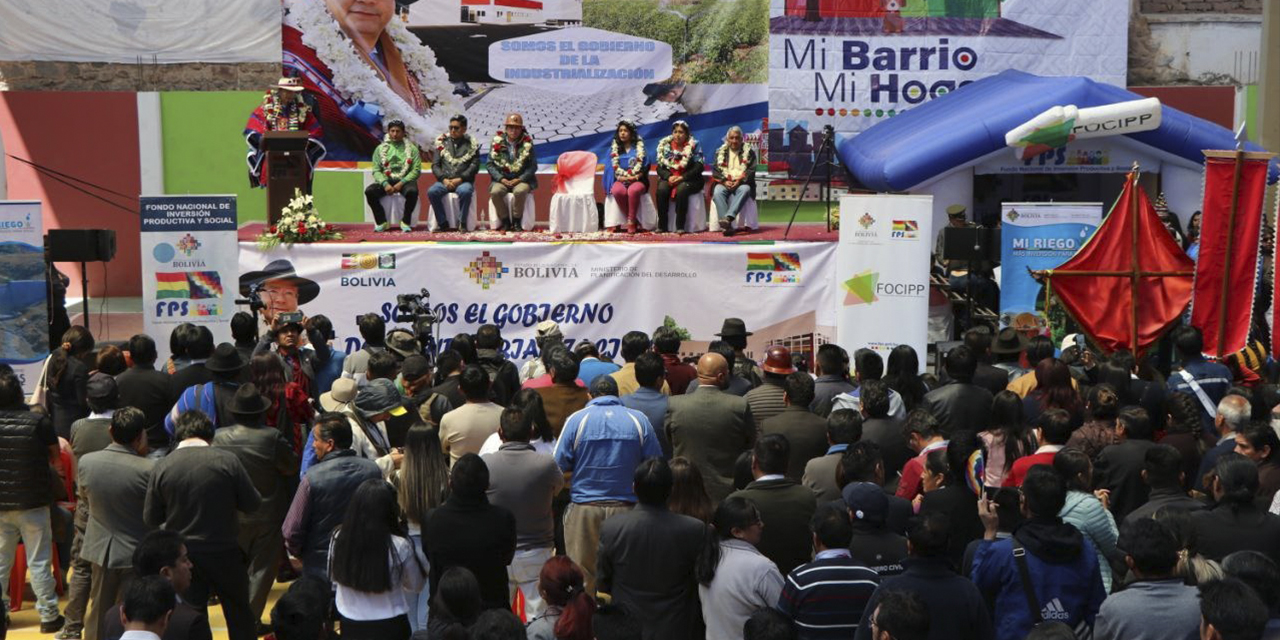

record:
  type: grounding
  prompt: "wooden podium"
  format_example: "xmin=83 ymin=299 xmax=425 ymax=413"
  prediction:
xmin=264 ymin=131 xmax=311 ymax=225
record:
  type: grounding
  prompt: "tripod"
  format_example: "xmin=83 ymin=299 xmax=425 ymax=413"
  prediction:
xmin=784 ymin=124 xmax=838 ymax=239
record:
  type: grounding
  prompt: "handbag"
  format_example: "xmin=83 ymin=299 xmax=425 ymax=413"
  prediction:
xmin=27 ymin=354 xmax=51 ymax=410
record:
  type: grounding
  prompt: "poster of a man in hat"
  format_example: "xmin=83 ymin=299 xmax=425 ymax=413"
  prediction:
xmin=239 ymin=259 xmax=322 ymax=328
xmin=243 ymin=77 xmax=328 ymax=188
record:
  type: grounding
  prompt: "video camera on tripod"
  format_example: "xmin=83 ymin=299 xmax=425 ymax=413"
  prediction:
xmin=234 ymin=283 xmax=267 ymax=325
xmin=394 ymin=287 xmax=441 ymax=361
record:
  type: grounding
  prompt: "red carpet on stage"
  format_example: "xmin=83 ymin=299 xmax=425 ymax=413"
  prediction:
xmin=237 ymin=222 xmax=837 ymax=244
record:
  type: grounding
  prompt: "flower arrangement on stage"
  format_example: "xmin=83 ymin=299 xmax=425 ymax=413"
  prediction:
xmin=287 ymin=0 xmax=458 ymax=150
xmin=257 ymin=189 xmax=343 ymax=249
xmin=656 ymin=135 xmax=701 ymax=172
xmin=490 ymin=130 xmax=534 ymax=174
xmin=715 ymin=142 xmax=755 ymax=181
xmin=610 ymin=137 xmax=647 ymax=182
xmin=435 ymin=133 xmax=479 ymax=167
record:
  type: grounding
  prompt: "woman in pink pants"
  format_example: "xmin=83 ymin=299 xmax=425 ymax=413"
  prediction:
xmin=603 ymin=120 xmax=650 ymax=234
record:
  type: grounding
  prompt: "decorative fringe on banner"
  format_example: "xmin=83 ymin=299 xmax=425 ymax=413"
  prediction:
xmin=1190 ymin=153 xmax=1270 ymax=358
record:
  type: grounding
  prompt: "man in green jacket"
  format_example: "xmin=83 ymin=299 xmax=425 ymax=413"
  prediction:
xmin=365 ymin=120 xmax=422 ymax=232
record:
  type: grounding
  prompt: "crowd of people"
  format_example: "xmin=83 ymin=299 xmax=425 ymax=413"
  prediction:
xmin=4 ymin=313 xmax=1280 ymax=640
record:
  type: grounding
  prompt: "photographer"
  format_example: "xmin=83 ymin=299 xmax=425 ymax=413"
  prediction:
xmin=255 ymin=312 xmax=319 ymax=404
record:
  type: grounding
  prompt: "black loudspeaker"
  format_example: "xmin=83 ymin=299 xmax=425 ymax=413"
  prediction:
xmin=46 ymin=229 xmax=117 ymax=262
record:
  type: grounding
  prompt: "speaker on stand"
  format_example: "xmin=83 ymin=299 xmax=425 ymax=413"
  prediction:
xmin=45 ymin=229 xmax=117 ymax=332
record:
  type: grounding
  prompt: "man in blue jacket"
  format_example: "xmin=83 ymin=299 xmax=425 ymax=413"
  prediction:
xmin=971 ymin=465 xmax=1105 ymax=640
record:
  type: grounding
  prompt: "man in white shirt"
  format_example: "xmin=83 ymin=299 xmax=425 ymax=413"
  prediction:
xmin=117 ymin=575 xmax=177 ymax=640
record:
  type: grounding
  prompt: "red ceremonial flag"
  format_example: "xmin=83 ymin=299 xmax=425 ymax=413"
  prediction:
xmin=1191 ymin=152 xmax=1270 ymax=358
xmin=1048 ymin=172 xmax=1194 ymax=355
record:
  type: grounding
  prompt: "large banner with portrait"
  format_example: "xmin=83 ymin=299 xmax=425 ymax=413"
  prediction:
xmin=0 ymin=201 xmax=47 ymax=394
xmin=238 ymin=240 xmax=837 ymax=366
xmin=767 ymin=0 xmax=1129 ymax=182
xmin=999 ymin=201 xmax=1102 ymax=321
xmin=275 ymin=0 xmax=768 ymax=167
xmin=835 ymin=194 xmax=932 ymax=370
xmin=0 ymin=0 xmax=279 ymax=63
xmin=141 ymin=196 xmax=240 ymax=364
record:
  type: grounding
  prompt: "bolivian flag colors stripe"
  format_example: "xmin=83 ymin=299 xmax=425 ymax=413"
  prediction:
xmin=747 ymin=252 xmax=802 ymax=271
xmin=155 ymin=272 xmax=189 ymax=299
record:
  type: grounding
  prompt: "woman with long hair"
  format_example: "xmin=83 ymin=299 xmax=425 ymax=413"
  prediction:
xmin=1161 ymin=392 xmax=1206 ymax=491
xmin=1053 ymin=448 xmax=1119 ymax=592
xmin=329 ymin=478 xmax=426 ymax=640
xmin=918 ymin=430 xmax=984 ymax=564
xmin=603 ymin=120 xmax=649 ymax=234
xmin=668 ymin=457 xmax=714 ymax=523
xmin=654 ymin=120 xmax=705 ymax=235
xmin=1023 ymin=358 xmax=1083 ymax=427
xmin=1067 ymin=383 xmax=1120 ymax=460
xmin=526 ymin=556 xmax=596 ymax=640
xmin=1151 ymin=507 xmax=1223 ymax=586
xmin=397 ymin=423 xmax=450 ymax=631
xmin=980 ymin=391 xmax=1036 ymax=487
xmin=46 ymin=325 xmax=94 ymax=438
xmin=251 ymin=352 xmax=311 ymax=452
xmin=424 ymin=566 xmax=482 ymax=640
xmin=885 ymin=344 xmax=928 ymax=412
xmin=696 ymin=497 xmax=783 ymax=640
xmin=1191 ymin=453 xmax=1280 ymax=563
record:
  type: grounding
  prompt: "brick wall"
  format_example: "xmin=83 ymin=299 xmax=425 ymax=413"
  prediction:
xmin=0 ymin=61 xmax=279 ymax=92
xmin=1141 ymin=0 xmax=1262 ymax=13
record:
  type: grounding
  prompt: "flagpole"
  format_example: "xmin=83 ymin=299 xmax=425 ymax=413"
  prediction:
xmin=1130 ymin=166 xmax=1140 ymax=354
xmin=1216 ymin=148 xmax=1246 ymax=359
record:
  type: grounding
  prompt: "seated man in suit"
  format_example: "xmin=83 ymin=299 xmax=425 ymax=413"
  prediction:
xmin=102 ymin=530 xmax=212 ymax=640
xmin=79 ymin=407 xmax=156 ymax=640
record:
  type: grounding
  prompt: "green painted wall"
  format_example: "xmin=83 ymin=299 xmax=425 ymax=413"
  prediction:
xmin=1245 ymin=85 xmax=1258 ymax=143
xmin=159 ymin=91 xmax=364 ymax=224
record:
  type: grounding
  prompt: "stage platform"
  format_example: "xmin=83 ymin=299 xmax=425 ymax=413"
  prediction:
xmin=236 ymin=222 xmax=837 ymax=244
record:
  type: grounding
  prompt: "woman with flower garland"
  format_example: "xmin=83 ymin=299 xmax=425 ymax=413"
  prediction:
xmin=655 ymin=120 xmax=706 ymax=234
xmin=488 ymin=113 xmax=539 ymax=231
xmin=602 ymin=120 xmax=650 ymax=234
xmin=281 ymin=0 xmax=458 ymax=161
xmin=427 ymin=114 xmax=480 ymax=232
xmin=711 ymin=126 xmax=757 ymax=237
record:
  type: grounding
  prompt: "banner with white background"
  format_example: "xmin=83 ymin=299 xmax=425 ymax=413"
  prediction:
xmin=0 ymin=201 xmax=47 ymax=394
xmin=836 ymin=194 xmax=932 ymax=371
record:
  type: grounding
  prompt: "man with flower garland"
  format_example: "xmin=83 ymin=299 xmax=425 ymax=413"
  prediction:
xmin=488 ymin=113 xmax=538 ymax=232
xmin=365 ymin=119 xmax=422 ymax=232
xmin=243 ymin=77 xmax=326 ymax=190
xmin=427 ymin=114 xmax=479 ymax=232
xmin=712 ymin=126 xmax=756 ymax=237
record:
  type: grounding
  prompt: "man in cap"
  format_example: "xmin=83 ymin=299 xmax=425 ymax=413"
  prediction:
xmin=243 ymin=77 xmax=325 ymax=190
xmin=744 ymin=345 xmax=796 ymax=431
xmin=345 ymin=378 xmax=404 ymax=478
xmin=933 ymin=204 xmax=971 ymax=266
xmin=145 ymin=410 xmax=261 ymax=640
xmin=77 ymin=407 xmax=155 ymax=640
xmin=428 ymin=114 xmax=479 ymax=233
xmin=843 ymin=482 xmax=906 ymax=578
xmin=366 ymin=119 xmax=422 ymax=233
xmin=212 ymin=384 xmax=300 ymax=632
xmin=62 ymin=372 xmax=122 ymax=640
xmin=520 ymin=321 xmax=563 ymax=383
xmin=487 ymin=113 xmax=538 ymax=232
xmin=387 ymin=354 xmax=446 ymax=444
xmin=164 ymin=343 xmax=246 ymax=435
xmin=237 ymin=259 xmax=321 ymax=329
xmin=716 ymin=318 xmax=763 ymax=388
xmin=283 ymin=412 xmax=382 ymax=578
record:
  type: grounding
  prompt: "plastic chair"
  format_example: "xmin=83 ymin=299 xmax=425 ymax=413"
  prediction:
xmin=710 ymin=197 xmax=759 ymax=232
xmin=426 ymin=192 xmax=479 ymax=231
xmin=9 ymin=543 xmax=64 ymax=612
xmin=665 ymin=193 xmax=709 ymax=233
xmin=548 ymin=151 xmax=599 ymax=233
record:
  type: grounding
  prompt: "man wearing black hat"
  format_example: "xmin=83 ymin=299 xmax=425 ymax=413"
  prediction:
xmin=990 ymin=327 xmax=1029 ymax=382
xmin=238 ymin=259 xmax=321 ymax=329
xmin=717 ymin=318 xmax=763 ymax=389
xmin=165 ymin=343 xmax=246 ymax=437
xmin=212 ymin=384 xmax=300 ymax=632
xmin=345 ymin=378 xmax=405 ymax=479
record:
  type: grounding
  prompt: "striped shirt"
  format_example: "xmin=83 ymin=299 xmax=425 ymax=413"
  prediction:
xmin=745 ymin=382 xmax=788 ymax=432
xmin=776 ymin=550 xmax=879 ymax=640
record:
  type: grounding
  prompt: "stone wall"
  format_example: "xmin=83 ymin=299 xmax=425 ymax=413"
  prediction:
xmin=1141 ymin=0 xmax=1262 ymax=13
xmin=0 ymin=61 xmax=279 ymax=92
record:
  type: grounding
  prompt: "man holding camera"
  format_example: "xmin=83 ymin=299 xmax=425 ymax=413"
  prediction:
xmin=255 ymin=312 xmax=318 ymax=404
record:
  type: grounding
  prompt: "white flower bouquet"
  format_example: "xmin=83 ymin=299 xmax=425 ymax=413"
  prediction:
xmin=257 ymin=189 xmax=344 ymax=249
